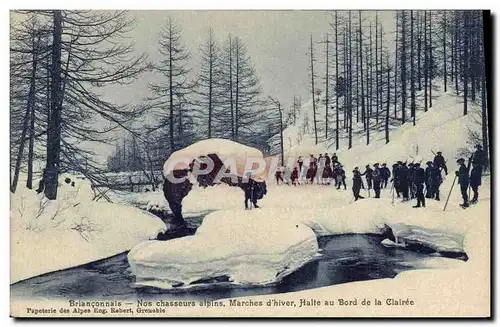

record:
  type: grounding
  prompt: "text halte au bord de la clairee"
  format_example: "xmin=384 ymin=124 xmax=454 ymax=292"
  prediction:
xmin=24 ymin=298 xmax=416 ymax=315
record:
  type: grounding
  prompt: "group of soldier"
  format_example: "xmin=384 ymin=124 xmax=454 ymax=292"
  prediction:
xmin=274 ymin=144 xmax=486 ymax=209
xmin=275 ymin=153 xmax=351 ymax=189
xmin=455 ymin=144 xmax=486 ymax=208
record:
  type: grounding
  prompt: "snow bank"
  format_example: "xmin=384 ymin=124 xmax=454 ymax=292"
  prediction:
xmin=128 ymin=210 xmax=318 ymax=288
xmin=10 ymin=173 xmax=166 ymax=283
xmin=163 ymin=138 xmax=266 ymax=179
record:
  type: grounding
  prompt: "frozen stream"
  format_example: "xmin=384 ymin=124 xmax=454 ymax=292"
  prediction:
xmin=11 ymin=233 xmax=445 ymax=302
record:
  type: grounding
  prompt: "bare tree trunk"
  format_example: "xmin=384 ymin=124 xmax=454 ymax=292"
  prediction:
xmin=379 ymin=18 xmax=383 ymax=131
xmin=229 ymin=36 xmax=234 ymax=139
xmin=309 ymin=34 xmax=318 ymax=144
xmin=27 ymin=32 xmax=41 ymax=189
xmin=359 ymin=11 xmax=366 ymax=131
xmin=470 ymin=13 xmax=476 ymax=102
xmin=480 ymin=13 xmax=489 ymax=169
xmin=410 ymin=10 xmax=416 ymax=125
xmin=429 ymin=11 xmax=433 ymax=108
xmin=348 ymin=11 xmax=353 ymax=149
xmin=208 ymin=33 xmax=213 ymax=138
xmin=367 ymin=23 xmax=372 ymax=145
xmin=375 ymin=12 xmax=379 ymax=127
xmin=386 ymin=55 xmax=390 ymax=144
xmin=401 ymin=11 xmax=407 ymax=124
xmin=424 ymin=10 xmax=428 ymax=112
xmin=463 ymin=11 xmax=469 ymax=115
xmin=235 ymin=40 xmax=239 ymax=140
xmin=335 ymin=12 xmax=340 ymax=150
xmin=393 ymin=11 xmax=399 ymax=120
xmin=325 ymin=34 xmax=329 ymax=139
xmin=355 ymin=18 xmax=360 ymax=123
xmin=11 ymin=76 xmax=35 ymax=193
xmin=454 ymin=11 xmax=459 ymax=95
xmin=168 ymin=21 xmax=175 ymax=152
xmin=44 ymin=10 xmax=63 ymax=200
xmin=417 ymin=11 xmax=423 ymax=91
xmin=443 ymin=12 xmax=447 ymax=92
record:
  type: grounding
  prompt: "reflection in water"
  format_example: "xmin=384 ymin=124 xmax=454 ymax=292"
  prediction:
xmin=11 ymin=234 xmax=446 ymax=302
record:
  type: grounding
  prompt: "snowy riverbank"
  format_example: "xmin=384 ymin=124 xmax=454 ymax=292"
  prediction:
xmin=10 ymin=174 xmax=166 ymax=284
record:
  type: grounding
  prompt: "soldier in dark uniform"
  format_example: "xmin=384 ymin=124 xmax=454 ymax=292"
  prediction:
xmin=380 ymin=163 xmax=391 ymax=188
xmin=433 ymin=151 xmax=448 ymax=175
xmin=456 ymin=158 xmax=470 ymax=208
xmin=352 ymin=167 xmax=365 ymax=201
xmin=297 ymin=156 xmax=304 ymax=172
xmin=425 ymin=161 xmax=434 ymax=198
xmin=430 ymin=163 xmax=443 ymax=201
xmin=332 ymin=153 xmax=339 ymax=166
xmin=408 ymin=163 xmax=416 ymax=199
xmin=470 ymin=144 xmax=485 ymax=204
xmin=275 ymin=166 xmax=284 ymax=185
xmin=399 ymin=162 xmax=410 ymax=201
xmin=291 ymin=167 xmax=299 ymax=186
xmin=372 ymin=163 xmax=382 ymax=198
xmin=412 ymin=163 xmax=426 ymax=208
xmin=306 ymin=155 xmax=317 ymax=184
xmin=324 ymin=153 xmax=331 ymax=167
xmin=336 ymin=164 xmax=347 ymax=190
xmin=391 ymin=162 xmax=402 ymax=198
xmin=361 ymin=164 xmax=373 ymax=190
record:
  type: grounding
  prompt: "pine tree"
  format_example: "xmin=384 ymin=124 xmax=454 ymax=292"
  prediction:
xmin=393 ymin=11 xmax=399 ymax=119
xmin=335 ymin=11 xmax=340 ymax=150
xmin=400 ymin=10 xmax=407 ymax=124
xmin=442 ymin=11 xmax=448 ymax=92
xmin=148 ymin=17 xmax=193 ymax=153
xmin=410 ymin=10 xmax=416 ymax=125
xmin=359 ymin=11 xmax=366 ymax=131
xmin=194 ymin=28 xmax=224 ymax=138
xmin=309 ymin=34 xmax=318 ymax=144
xmin=463 ymin=10 xmax=469 ymax=115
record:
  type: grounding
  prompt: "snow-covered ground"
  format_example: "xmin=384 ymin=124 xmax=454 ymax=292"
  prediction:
xmin=10 ymin=173 xmax=166 ymax=284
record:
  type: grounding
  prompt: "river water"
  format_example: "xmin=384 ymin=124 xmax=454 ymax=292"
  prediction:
xmin=11 ymin=234 xmax=439 ymax=302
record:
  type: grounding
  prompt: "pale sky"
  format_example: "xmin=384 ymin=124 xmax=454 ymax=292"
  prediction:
xmin=113 ymin=10 xmax=396 ymax=112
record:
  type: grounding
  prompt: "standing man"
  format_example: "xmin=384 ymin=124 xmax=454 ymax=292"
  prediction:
xmin=456 ymin=158 xmax=470 ymax=208
xmin=361 ymin=164 xmax=373 ymax=191
xmin=372 ymin=163 xmax=382 ymax=198
xmin=391 ymin=162 xmax=402 ymax=198
xmin=352 ymin=167 xmax=365 ymax=201
xmin=307 ymin=154 xmax=317 ymax=184
xmin=380 ymin=163 xmax=391 ymax=188
xmin=297 ymin=156 xmax=304 ymax=172
xmin=297 ymin=156 xmax=304 ymax=184
xmin=412 ymin=162 xmax=426 ymax=208
xmin=470 ymin=144 xmax=485 ymax=204
xmin=332 ymin=153 xmax=339 ymax=166
xmin=433 ymin=151 xmax=448 ymax=175
xmin=275 ymin=166 xmax=284 ymax=185
xmin=430 ymin=162 xmax=443 ymax=201
xmin=291 ymin=167 xmax=299 ymax=186
xmin=400 ymin=162 xmax=410 ymax=201
xmin=408 ymin=163 xmax=416 ymax=199
xmin=324 ymin=153 xmax=331 ymax=167
xmin=336 ymin=164 xmax=347 ymax=190
xmin=425 ymin=161 xmax=434 ymax=198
